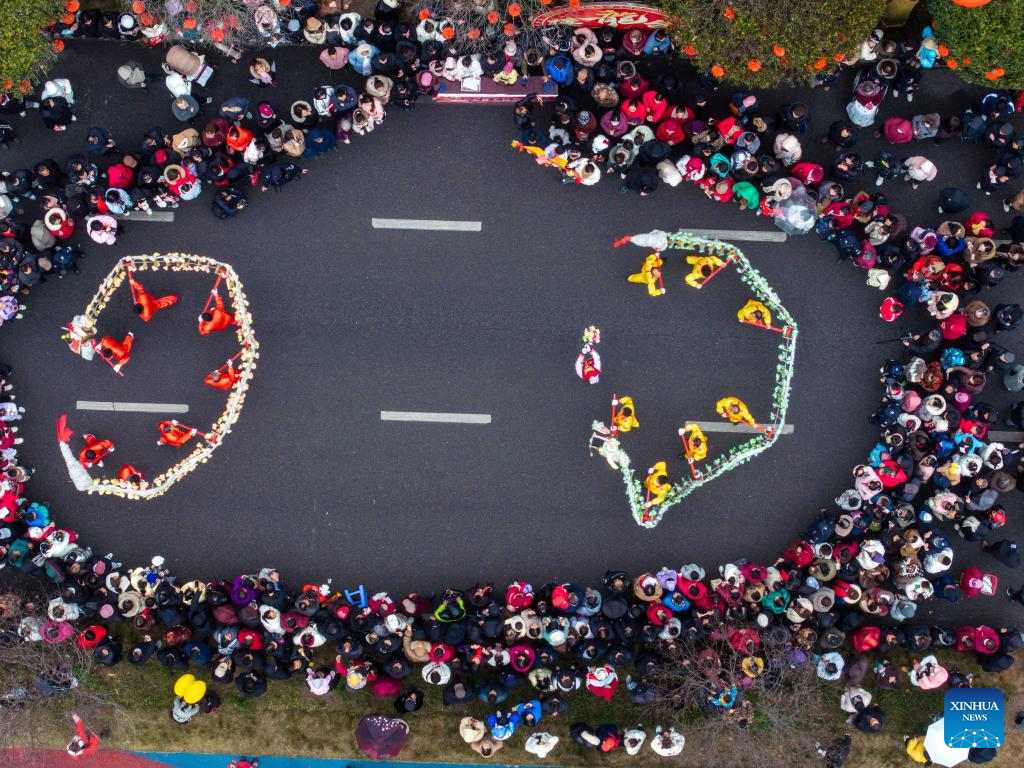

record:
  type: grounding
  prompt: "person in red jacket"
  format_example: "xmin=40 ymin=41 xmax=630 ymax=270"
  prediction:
xmin=198 ymin=291 xmax=237 ymax=335
xmin=131 ymin=277 xmax=178 ymax=322
xmin=79 ymin=434 xmax=114 ymax=468
xmin=205 ymin=360 xmax=241 ymax=390
xmin=117 ymin=463 xmax=144 ymax=485
xmin=157 ymin=419 xmax=206 ymax=447
xmin=96 ymin=332 xmax=134 ymax=372
xmin=66 ymin=714 xmax=99 ymax=759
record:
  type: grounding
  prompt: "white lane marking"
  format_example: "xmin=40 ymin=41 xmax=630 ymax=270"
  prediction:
xmin=112 ymin=212 xmax=175 ymax=222
xmin=371 ymin=218 xmax=482 ymax=232
xmin=682 ymin=228 xmax=787 ymax=243
xmin=381 ymin=411 xmax=491 ymax=424
xmin=686 ymin=421 xmax=794 ymax=435
xmin=77 ymin=401 xmax=189 ymax=413
xmin=988 ymin=430 xmax=1023 ymax=443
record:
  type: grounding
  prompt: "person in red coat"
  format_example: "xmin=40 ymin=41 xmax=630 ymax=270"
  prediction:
xmin=96 ymin=332 xmax=134 ymax=372
xmin=79 ymin=434 xmax=114 ymax=468
xmin=131 ymin=277 xmax=178 ymax=322
xmin=205 ymin=360 xmax=241 ymax=390
xmin=117 ymin=463 xmax=144 ymax=485
xmin=157 ymin=420 xmax=200 ymax=447
xmin=198 ymin=292 xmax=237 ymax=335
xmin=66 ymin=714 xmax=100 ymax=759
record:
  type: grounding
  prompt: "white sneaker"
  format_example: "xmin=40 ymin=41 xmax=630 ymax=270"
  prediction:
xmin=876 ymin=177 xmax=884 ymax=186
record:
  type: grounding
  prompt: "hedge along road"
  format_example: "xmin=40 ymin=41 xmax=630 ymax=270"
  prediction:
xmin=1 ymin=40 xmax=1021 ymax=629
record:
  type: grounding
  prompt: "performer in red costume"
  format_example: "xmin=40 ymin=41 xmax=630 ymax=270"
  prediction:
xmin=130 ymin=277 xmax=178 ymax=322
xmin=78 ymin=434 xmax=114 ymax=468
xmin=117 ymin=463 xmax=144 ymax=485
xmin=66 ymin=714 xmax=100 ymax=759
xmin=198 ymin=291 xmax=237 ymax=335
xmin=95 ymin=332 xmax=134 ymax=372
xmin=157 ymin=419 xmax=202 ymax=447
xmin=205 ymin=360 xmax=241 ymax=390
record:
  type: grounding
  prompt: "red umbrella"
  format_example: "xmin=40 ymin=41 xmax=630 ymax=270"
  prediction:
xmin=356 ymin=714 xmax=409 ymax=759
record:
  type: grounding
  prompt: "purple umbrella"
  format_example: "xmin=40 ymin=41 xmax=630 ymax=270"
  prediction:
xmin=356 ymin=714 xmax=409 ymax=759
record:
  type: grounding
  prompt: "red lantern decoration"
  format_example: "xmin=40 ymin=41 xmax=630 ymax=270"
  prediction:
xmin=52 ymin=39 xmax=65 ymax=52
xmin=211 ymin=28 xmax=225 ymax=42
xmin=487 ymin=10 xmax=498 ymax=24
xmin=772 ymin=45 xmax=785 ymax=57
xmin=568 ymin=0 xmax=580 ymax=8
xmin=711 ymin=64 xmax=725 ymax=78
xmin=984 ymin=67 xmax=1005 ymax=80
xmin=66 ymin=0 xmax=80 ymax=11
xmin=747 ymin=58 xmax=761 ymax=72
xmin=183 ymin=16 xmax=197 ymax=29
xmin=684 ymin=44 xmax=696 ymax=56
xmin=724 ymin=7 xmax=735 ymax=20
xmin=140 ymin=11 xmax=154 ymax=25
xmin=814 ymin=57 xmax=827 ymax=70
xmin=418 ymin=8 xmax=430 ymax=20
xmin=60 ymin=12 xmax=75 ymax=23
xmin=467 ymin=28 xmax=481 ymax=39
xmin=131 ymin=0 xmax=145 ymax=12
xmin=441 ymin=26 xmax=455 ymax=40
xmin=507 ymin=2 xmax=522 ymax=16
xmin=503 ymin=22 xmax=517 ymax=35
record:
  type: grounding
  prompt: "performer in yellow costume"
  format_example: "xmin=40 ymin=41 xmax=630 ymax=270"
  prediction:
xmin=680 ymin=424 xmax=708 ymax=461
xmin=737 ymin=299 xmax=772 ymax=327
xmin=684 ymin=254 xmax=726 ymax=288
xmin=645 ymin=461 xmax=672 ymax=505
xmin=627 ymin=254 xmax=665 ymax=296
xmin=716 ymin=397 xmax=756 ymax=428
xmin=613 ymin=396 xmax=639 ymax=433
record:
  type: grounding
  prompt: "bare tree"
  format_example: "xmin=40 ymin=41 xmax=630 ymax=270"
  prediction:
xmin=410 ymin=0 xmax=552 ymax=57
xmin=646 ymin=634 xmax=838 ymax=768
xmin=0 ymin=588 xmax=123 ymax=753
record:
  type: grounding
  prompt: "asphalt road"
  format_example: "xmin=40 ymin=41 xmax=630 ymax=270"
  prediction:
xmin=2 ymin=41 xmax=1022 ymax=626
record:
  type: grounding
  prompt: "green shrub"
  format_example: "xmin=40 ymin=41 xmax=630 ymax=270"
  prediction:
xmin=657 ymin=0 xmax=887 ymax=88
xmin=929 ymin=0 xmax=1024 ymax=89
xmin=0 ymin=0 xmax=65 ymax=95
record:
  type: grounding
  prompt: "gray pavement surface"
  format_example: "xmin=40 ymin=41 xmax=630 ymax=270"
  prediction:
xmin=1 ymin=40 xmax=1022 ymax=626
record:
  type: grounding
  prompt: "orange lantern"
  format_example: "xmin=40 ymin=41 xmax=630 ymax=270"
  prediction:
xmin=569 ymin=0 xmax=580 ymax=8
xmin=937 ymin=44 xmax=949 ymax=57
xmin=487 ymin=10 xmax=498 ymax=23
xmin=984 ymin=67 xmax=1005 ymax=80
xmin=747 ymin=58 xmax=761 ymax=72
xmin=418 ymin=9 xmax=430 ymax=20
xmin=441 ymin=26 xmax=455 ymax=40
xmin=279 ymin=0 xmax=291 ymax=5
xmin=710 ymin=64 xmax=725 ymax=78
xmin=814 ymin=57 xmax=827 ymax=70
xmin=211 ymin=28 xmax=225 ymax=41
xmin=19 ymin=80 xmax=31 ymax=93
xmin=833 ymin=53 xmax=845 ymax=62
xmin=131 ymin=0 xmax=145 ymax=12
xmin=724 ymin=7 xmax=735 ymax=20
xmin=183 ymin=16 xmax=197 ymax=29
xmin=772 ymin=45 xmax=785 ymax=57
xmin=503 ymin=22 xmax=516 ymax=35
xmin=507 ymin=2 xmax=522 ymax=16
xmin=684 ymin=44 xmax=696 ymax=56
xmin=539 ymin=0 xmax=553 ymax=4
xmin=140 ymin=11 xmax=154 ymax=25
xmin=951 ymin=0 xmax=991 ymax=6
xmin=468 ymin=28 xmax=481 ymax=39
xmin=946 ymin=58 xmax=959 ymax=69
xmin=52 ymin=39 xmax=65 ymax=52
xmin=66 ymin=0 xmax=80 ymax=11
xmin=61 ymin=12 xmax=75 ymax=23
xmin=2 ymin=80 xmax=13 ymax=90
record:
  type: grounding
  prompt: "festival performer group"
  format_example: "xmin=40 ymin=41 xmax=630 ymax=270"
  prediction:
xmin=60 ymin=267 xmax=240 ymax=488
